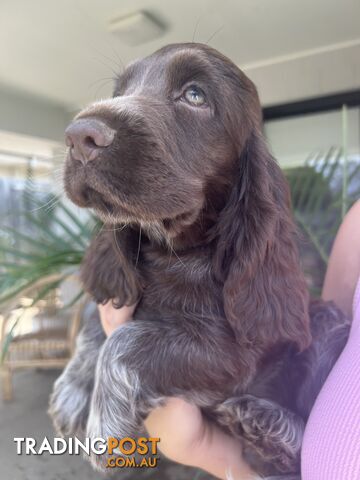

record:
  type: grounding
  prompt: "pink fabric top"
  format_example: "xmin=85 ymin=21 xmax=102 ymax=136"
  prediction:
xmin=302 ymin=275 xmax=360 ymax=479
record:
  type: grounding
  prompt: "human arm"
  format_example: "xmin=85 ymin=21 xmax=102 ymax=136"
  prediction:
xmin=322 ymin=200 xmax=360 ymax=316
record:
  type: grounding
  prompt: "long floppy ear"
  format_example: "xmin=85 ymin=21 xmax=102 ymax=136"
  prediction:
xmin=213 ymin=128 xmax=311 ymax=352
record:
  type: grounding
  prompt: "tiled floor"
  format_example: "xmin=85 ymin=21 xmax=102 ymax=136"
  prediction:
xmin=0 ymin=369 xmax=215 ymax=480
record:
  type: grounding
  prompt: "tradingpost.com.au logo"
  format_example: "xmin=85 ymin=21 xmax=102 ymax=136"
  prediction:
xmin=14 ymin=436 xmax=160 ymax=469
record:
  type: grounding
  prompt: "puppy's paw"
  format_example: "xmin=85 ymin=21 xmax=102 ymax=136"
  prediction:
xmin=48 ymin=373 xmax=91 ymax=438
xmin=216 ymin=394 xmax=283 ymax=438
xmin=85 ymin=408 xmax=143 ymax=471
xmin=85 ymin=370 xmax=143 ymax=471
xmin=216 ymin=395 xmax=302 ymax=474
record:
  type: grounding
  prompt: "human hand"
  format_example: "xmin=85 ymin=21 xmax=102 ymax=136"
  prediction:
xmin=145 ymin=398 xmax=254 ymax=480
xmin=98 ymin=301 xmax=136 ymax=336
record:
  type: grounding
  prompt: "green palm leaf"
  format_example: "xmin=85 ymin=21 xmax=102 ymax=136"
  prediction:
xmin=285 ymin=146 xmax=360 ymax=293
xmin=0 ymin=197 xmax=95 ymax=306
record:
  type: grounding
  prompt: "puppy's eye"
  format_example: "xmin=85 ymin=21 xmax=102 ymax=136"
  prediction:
xmin=184 ymin=86 xmax=206 ymax=107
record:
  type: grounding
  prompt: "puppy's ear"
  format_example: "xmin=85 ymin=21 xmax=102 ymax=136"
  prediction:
xmin=213 ymin=129 xmax=311 ymax=351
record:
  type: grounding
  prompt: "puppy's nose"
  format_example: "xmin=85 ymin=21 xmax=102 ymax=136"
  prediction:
xmin=65 ymin=118 xmax=115 ymax=163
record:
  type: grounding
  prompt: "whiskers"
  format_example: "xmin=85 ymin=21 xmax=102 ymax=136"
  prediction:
xmin=205 ymin=25 xmax=224 ymax=45
xmin=88 ymin=76 xmax=117 ymax=100
xmin=192 ymin=17 xmax=203 ymax=43
xmin=101 ymin=223 xmax=129 ymax=234
xmin=28 ymin=194 xmax=62 ymax=214
xmin=24 ymin=162 xmax=65 ymax=214
xmin=168 ymin=238 xmax=186 ymax=269
xmin=190 ymin=13 xmax=225 ymax=46
xmin=135 ymin=226 xmax=142 ymax=268
xmin=95 ymin=206 xmax=131 ymax=243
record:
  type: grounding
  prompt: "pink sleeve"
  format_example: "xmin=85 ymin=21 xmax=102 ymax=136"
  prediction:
xmin=301 ymin=276 xmax=360 ymax=479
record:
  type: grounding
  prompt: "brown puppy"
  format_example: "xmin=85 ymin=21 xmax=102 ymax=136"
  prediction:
xmin=50 ymin=43 xmax=349 ymax=477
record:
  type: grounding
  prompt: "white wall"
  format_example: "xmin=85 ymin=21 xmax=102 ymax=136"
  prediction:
xmin=0 ymin=85 xmax=69 ymax=143
xmin=0 ymin=86 xmax=67 ymax=177
xmin=246 ymin=41 xmax=360 ymax=107
xmin=264 ymin=106 xmax=360 ymax=167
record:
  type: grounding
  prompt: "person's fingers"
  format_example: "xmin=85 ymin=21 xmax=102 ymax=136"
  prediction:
xmin=98 ymin=301 xmax=136 ymax=336
xmin=144 ymin=397 xmax=205 ymax=462
xmin=144 ymin=397 xmax=253 ymax=480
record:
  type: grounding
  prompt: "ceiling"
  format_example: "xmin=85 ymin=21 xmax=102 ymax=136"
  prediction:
xmin=1 ymin=0 xmax=360 ymax=111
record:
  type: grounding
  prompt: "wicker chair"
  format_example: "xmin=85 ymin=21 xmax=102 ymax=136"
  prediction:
xmin=0 ymin=274 xmax=84 ymax=401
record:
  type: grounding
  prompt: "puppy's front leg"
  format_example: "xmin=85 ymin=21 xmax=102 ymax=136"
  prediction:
xmin=216 ymin=395 xmax=304 ymax=476
xmin=86 ymin=318 xmax=237 ymax=471
xmin=49 ymin=304 xmax=105 ymax=437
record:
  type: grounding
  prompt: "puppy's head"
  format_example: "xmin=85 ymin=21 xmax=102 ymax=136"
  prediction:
xmin=64 ymin=43 xmax=260 ymax=239
xmin=65 ymin=43 xmax=311 ymax=351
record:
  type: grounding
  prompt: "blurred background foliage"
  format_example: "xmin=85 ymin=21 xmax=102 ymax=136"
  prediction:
xmin=0 ymin=192 xmax=96 ymax=309
xmin=285 ymin=147 xmax=360 ymax=294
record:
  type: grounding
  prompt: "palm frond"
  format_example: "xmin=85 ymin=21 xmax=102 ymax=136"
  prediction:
xmin=0 ymin=196 xmax=97 ymax=308
xmin=285 ymin=146 xmax=360 ymax=293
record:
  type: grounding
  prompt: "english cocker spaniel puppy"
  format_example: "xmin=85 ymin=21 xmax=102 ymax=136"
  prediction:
xmin=49 ymin=43 xmax=349 ymax=478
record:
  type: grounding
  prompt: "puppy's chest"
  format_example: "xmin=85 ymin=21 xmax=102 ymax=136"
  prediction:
xmin=138 ymin=249 xmax=222 ymax=314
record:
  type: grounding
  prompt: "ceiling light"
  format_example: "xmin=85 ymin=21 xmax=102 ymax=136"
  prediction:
xmin=108 ymin=11 xmax=166 ymax=46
